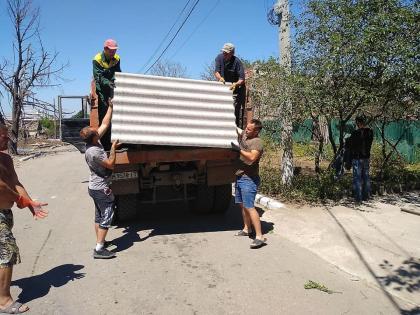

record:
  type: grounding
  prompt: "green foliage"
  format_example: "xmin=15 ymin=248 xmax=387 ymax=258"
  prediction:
xmin=260 ymin=166 xmax=353 ymax=202
xmin=294 ymin=143 xmax=317 ymax=159
xmin=293 ymin=142 xmax=334 ymax=161
xmin=249 ymin=57 xmax=292 ymax=120
xmin=260 ymin=142 xmax=419 ymax=202
xmin=71 ymin=110 xmax=84 ymax=118
xmin=292 ymin=0 xmax=419 ymax=154
xmin=304 ymin=280 xmax=334 ymax=294
xmin=370 ymin=143 xmax=405 ymax=174
xmin=39 ymin=117 xmax=55 ymax=137
xmin=260 ymin=133 xmax=280 ymax=152
xmin=40 ymin=117 xmax=53 ymax=129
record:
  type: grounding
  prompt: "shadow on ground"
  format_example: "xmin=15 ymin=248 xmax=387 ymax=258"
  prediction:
xmin=12 ymin=264 xmax=85 ymax=303
xmin=377 ymin=192 xmax=420 ymax=207
xmin=325 ymin=191 xmax=420 ymax=213
xmin=112 ymin=201 xmax=274 ymax=253
xmin=324 ymin=207 xmax=419 ymax=314
xmin=378 ymin=258 xmax=420 ymax=294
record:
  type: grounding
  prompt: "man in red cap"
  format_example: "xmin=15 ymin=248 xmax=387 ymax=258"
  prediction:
xmin=93 ymin=39 xmax=121 ymax=151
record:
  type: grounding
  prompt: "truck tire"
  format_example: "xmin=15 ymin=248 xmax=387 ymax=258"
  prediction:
xmin=212 ymin=184 xmax=232 ymax=213
xmin=189 ymin=185 xmax=215 ymax=214
xmin=115 ymin=194 xmax=138 ymax=222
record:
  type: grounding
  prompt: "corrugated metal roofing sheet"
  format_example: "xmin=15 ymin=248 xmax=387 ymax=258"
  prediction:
xmin=111 ymin=72 xmax=237 ymax=148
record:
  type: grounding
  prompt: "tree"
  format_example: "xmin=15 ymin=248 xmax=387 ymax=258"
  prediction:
xmin=249 ymin=58 xmax=328 ymax=175
xmin=200 ymin=61 xmax=216 ymax=81
xmin=294 ymin=0 xmax=419 ymax=165
xmin=149 ymin=59 xmax=188 ymax=78
xmin=353 ymin=0 xmax=419 ymax=178
xmin=0 ymin=0 xmax=65 ymax=153
xmin=71 ymin=110 xmax=85 ymax=119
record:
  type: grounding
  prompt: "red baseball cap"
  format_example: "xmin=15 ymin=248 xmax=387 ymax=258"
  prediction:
xmin=104 ymin=39 xmax=118 ymax=50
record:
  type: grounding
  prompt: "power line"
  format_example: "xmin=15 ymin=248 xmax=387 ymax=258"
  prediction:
xmin=145 ymin=0 xmax=201 ymax=74
xmin=140 ymin=0 xmax=193 ymax=73
xmin=170 ymin=0 xmax=220 ymax=60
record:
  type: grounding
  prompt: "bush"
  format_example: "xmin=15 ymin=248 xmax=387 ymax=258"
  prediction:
xmin=260 ymin=141 xmax=420 ymax=202
xmin=40 ymin=117 xmax=55 ymax=137
xmin=260 ymin=166 xmax=353 ymax=202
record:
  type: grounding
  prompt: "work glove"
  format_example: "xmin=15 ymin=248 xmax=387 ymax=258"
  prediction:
xmin=229 ymin=82 xmax=238 ymax=91
xmin=109 ymin=81 xmax=116 ymax=89
xmin=16 ymin=195 xmax=49 ymax=219
xmin=231 ymin=141 xmax=241 ymax=152
xmin=219 ymin=77 xmax=226 ymax=84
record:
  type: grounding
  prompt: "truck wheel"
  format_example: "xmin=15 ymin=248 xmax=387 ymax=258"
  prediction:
xmin=212 ymin=184 xmax=232 ymax=213
xmin=189 ymin=185 xmax=215 ymax=214
xmin=115 ymin=194 xmax=138 ymax=222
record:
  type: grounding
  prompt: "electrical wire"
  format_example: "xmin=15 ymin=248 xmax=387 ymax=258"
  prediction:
xmin=145 ymin=0 xmax=201 ymax=74
xmin=140 ymin=0 xmax=193 ymax=73
xmin=169 ymin=0 xmax=220 ymax=59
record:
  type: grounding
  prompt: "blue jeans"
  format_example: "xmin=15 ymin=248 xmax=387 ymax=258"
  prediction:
xmin=352 ymin=159 xmax=371 ymax=202
xmin=235 ymin=175 xmax=260 ymax=208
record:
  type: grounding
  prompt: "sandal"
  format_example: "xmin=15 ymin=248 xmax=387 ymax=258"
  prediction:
xmin=0 ymin=301 xmax=29 ymax=314
xmin=234 ymin=230 xmax=250 ymax=237
xmin=250 ymin=238 xmax=267 ymax=249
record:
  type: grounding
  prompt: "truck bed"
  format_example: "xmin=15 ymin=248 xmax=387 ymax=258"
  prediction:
xmin=116 ymin=145 xmax=237 ymax=165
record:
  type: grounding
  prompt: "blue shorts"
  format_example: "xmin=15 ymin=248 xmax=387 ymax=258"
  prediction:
xmin=235 ymin=175 xmax=260 ymax=209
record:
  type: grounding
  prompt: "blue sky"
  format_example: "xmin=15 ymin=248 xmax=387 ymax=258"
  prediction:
xmin=0 ymin=0 xmax=300 ymax=115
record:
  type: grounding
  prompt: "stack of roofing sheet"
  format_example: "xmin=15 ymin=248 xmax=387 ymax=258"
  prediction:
xmin=111 ymin=72 xmax=237 ymax=148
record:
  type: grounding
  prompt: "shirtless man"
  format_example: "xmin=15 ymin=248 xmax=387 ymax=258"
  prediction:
xmin=0 ymin=123 xmax=48 ymax=314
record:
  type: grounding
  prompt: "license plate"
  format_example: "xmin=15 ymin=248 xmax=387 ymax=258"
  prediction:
xmin=111 ymin=171 xmax=138 ymax=181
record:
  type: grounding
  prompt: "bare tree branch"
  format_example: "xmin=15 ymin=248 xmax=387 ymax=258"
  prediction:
xmin=0 ymin=0 xmax=67 ymax=154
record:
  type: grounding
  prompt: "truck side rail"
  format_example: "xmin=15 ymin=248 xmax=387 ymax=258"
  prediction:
xmin=116 ymin=147 xmax=237 ymax=165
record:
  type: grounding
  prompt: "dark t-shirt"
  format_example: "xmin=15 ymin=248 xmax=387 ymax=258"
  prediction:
xmin=348 ymin=127 xmax=374 ymax=159
xmin=214 ymin=54 xmax=245 ymax=84
xmin=236 ymin=132 xmax=263 ymax=178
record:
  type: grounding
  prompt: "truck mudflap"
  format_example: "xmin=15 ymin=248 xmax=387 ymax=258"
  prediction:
xmin=61 ymin=118 xmax=89 ymax=153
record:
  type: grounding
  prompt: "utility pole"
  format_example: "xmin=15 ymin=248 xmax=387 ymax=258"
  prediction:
xmin=53 ymin=98 xmax=57 ymax=139
xmin=274 ymin=0 xmax=294 ymax=185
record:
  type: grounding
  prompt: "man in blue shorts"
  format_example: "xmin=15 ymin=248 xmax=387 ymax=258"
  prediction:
xmin=232 ymin=119 xmax=266 ymax=249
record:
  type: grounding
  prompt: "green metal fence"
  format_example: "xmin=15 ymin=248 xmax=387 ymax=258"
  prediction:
xmin=262 ymin=119 xmax=420 ymax=163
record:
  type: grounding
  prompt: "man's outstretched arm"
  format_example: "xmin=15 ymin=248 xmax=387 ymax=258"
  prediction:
xmin=0 ymin=178 xmax=19 ymax=205
xmin=98 ymin=100 xmax=113 ymax=139
xmin=7 ymin=157 xmax=48 ymax=219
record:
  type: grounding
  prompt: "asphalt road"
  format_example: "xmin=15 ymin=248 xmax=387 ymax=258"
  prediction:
xmin=9 ymin=149 xmax=407 ymax=314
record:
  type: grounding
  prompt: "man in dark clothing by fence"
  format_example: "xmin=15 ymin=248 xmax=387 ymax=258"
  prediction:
xmin=214 ymin=43 xmax=246 ymax=128
xmin=348 ymin=115 xmax=374 ymax=202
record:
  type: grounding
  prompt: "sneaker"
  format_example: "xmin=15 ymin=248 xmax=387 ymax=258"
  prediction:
xmin=104 ymin=240 xmax=115 ymax=248
xmin=250 ymin=238 xmax=267 ymax=249
xmin=93 ymin=248 xmax=116 ymax=259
